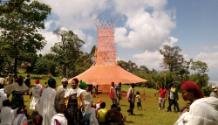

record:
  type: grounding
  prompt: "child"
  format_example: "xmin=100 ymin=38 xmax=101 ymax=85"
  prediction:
xmin=97 ymin=102 xmax=108 ymax=124
xmin=136 ymin=91 xmax=142 ymax=110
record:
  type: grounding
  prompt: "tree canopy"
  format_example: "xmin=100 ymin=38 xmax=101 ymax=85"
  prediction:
xmin=51 ymin=28 xmax=85 ymax=77
xmin=0 ymin=0 xmax=51 ymax=76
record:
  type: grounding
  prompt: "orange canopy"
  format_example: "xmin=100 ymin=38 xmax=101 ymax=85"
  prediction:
xmin=72 ymin=64 xmax=146 ymax=92
xmin=71 ymin=25 xmax=147 ymax=92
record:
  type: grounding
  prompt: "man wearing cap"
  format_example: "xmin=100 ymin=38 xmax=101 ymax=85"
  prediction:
xmin=210 ymin=85 xmax=218 ymax=98
xmin=57 ymin=78 xmax=68 ymax=93
xmin=29 ymin=79 xmax=43 ymax=110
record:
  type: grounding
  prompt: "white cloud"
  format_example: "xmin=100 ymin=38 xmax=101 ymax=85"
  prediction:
xmin=39 ymin=31 xmax=60 ymax=54
xmin=114 ymin=0 xmax=167 ymax=16
xmin=73 ymin=29 xmax=95 ymax=51
xmin=41 ymin=0 xmax=107 ymax=30
xmin=39 ymin=0 xmax=108 ymax=53
xmin=196 ymin=52 xmax=218 ymax=69
xmin=39 ymin=27 xmax=95 ymax=54
xmin=195 ymin=52 xmax=218 ymax=82
xmin=114 ymin=0 xmax=175 ymax=51
xmin=161 ymin=36 xmax=178 ymax=47
xmin=39 ymin=0 xmax=176 ymax=68
xmin=36 ymin=0 xmax=218 ymax=83
xmin=40 ymin=0 xmax=175 ymax=53
xmin=133 ymin=50 xmax=163 ymax=70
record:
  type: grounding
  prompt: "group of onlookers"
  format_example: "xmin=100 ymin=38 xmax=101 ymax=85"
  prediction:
xmin=1 ymin=74 xmax=218 ymax=125
xmin=157 ymin=83 xmax=180 ymax=112
xmin=0 ymin=75 xmax=126 ymax=125
xmin=156 ymin=80 xmax=218 ymax=125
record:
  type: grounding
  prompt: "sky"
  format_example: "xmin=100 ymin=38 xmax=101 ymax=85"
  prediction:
xmin=39 ymin=0 xmax=218 ymax=83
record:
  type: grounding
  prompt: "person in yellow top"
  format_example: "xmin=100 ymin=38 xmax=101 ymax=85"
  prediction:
xmin=97 ymin=102 xmax=108 ymax=125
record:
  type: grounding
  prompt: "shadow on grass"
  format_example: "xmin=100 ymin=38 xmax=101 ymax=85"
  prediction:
xmin=134 ymin=113 xmax=144 ymax=116
xmin=120 ymin=104 xmax=128 ymax=107
xmin=125 ymin=120 xmax=134 ymax=123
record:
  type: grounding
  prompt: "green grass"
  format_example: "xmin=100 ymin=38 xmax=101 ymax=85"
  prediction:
xmin=21 ymin=75 xmax=185 ymax=125
xmin=92 ymin=87 xmax=184 ymax=125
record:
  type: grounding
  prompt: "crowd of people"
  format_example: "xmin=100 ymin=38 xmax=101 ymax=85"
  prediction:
xmin=155 ymin=80 xmax=218 ymax=125
xmin=0 ymin=75 xmax=126 ymax=125
xmin=0 ymin=74 xmax=218 ymax=125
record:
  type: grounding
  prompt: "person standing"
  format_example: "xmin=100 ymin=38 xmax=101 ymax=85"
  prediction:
xmin=0 ymin=80 xmax=7 ymax=110
xmin=4 ymin=76 xmax=28 ymax=109
xmin=109 ymin=82 xmax=117 ymax=105
xmin=158 ymin=85 xmax=167 ymax=111
xmin=127 ymin=84 xmax=135 ymax=115
xmin=51 ymin=88 xmax=68 ymax=125
xmin=115 ymin=83 xmax=122 ymax=102
xmin=37 ymin=78 xmax=57 ymax=125
xmin=0 ymin=100 xmax=16 ymax=125
xmin=64 ymin=78 xmax=86 ymax=108
xmin=57 ymin=78 xmax=68 ymax=93
xmin=30 ymin=79 xmax=43 ymax=111
xmin=136 ymin=91 xmax=142 ymax=110
xmin=24 ymin=74 xmax=31 ymax=87
xmin=210 ymin=85 xmax=218 ymax=98
xmin=167 ymin=83 xmax=179 ymax=112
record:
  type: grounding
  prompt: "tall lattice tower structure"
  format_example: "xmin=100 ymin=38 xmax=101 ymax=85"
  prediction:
xmin=71 ymin=20 xmax=146 ymax=92
xmin=96 ymin=21 xmax=116 ymax=65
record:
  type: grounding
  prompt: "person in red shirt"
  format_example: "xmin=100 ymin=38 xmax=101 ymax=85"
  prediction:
xmin=109 ymin=82 xmax=118 ymax=105
xmin=158 ymin=85 xmax=167 ymax=111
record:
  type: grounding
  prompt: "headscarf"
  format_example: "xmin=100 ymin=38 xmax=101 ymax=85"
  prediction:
xmin=35 ymin=79 xmax=40 ymax=84
xmin=61 ymin=78 xmax=68 ymax=82
xmin=180 ymin=80 xmax=204 ymax=99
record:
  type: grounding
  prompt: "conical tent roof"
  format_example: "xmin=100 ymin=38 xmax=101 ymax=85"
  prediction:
xmin=71 ymin=21 xmax=146 ymax=92
xmin=75 ymin=64 xmax=146 ymax=85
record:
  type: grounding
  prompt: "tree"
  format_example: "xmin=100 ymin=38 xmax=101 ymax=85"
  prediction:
xmin=160 ymin=45 xmax=184 ymax=72
xmin=190 ymin=60 xmax=209 ymax=87
xmin=33 ymin=54 xmax=58 ymax=75
xmin=160 ymin=45 xmax=190 ymax=81
xmin=191 ymin=60 xmax=208 ymax=75
xmin=117 ymin=60 xmax=139 ymax=72
xmin=52 ymin=28 xmax=84 ymax=77
xmin=0 ymin=0 xmax=51 ymax=76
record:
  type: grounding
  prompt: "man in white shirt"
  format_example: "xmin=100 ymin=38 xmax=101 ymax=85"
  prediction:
xmin=37 ymin=78 xmax=57 ymax=125
xmin=64 ymin=78 xmax=85 ymax=107
xmin=127 ymin=84 xmax=135 ymax=115
xmin=0 ymin=80 xmax=7 ymax=110
xmin=0 ymin=100 xmax=16 ymax=125
xmin=174 ymin=97 xmax=218 ymax=125
xmin=30 ymin=79 xmax=43 ymax=110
